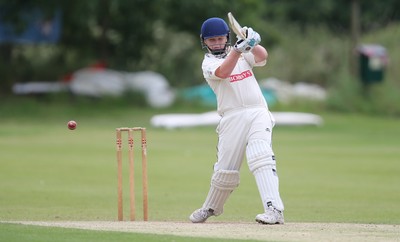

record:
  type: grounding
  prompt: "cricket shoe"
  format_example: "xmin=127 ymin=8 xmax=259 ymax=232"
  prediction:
xmin=255 ymin=206 xmax=284 ymax=225
xmin=189 ymin=208 xmax=215 ymax=223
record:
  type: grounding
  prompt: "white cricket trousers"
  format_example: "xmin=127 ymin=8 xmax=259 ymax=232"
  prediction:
xmin=213 ymin=107 xmax=275 ymax=171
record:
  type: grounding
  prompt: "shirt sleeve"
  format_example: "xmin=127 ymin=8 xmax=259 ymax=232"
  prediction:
xmin=243 ymin=52 xmax=267 ymax=67
xmin=202 ymin=55 xmax=223 ymax=81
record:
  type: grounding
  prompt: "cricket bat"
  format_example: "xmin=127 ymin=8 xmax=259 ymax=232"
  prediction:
xmin=227 ymin=12 xmax=246 ymax=39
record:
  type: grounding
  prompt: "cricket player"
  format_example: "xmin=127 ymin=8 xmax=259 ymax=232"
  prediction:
xmin=189 ymin=17 xmax=284 ymax=224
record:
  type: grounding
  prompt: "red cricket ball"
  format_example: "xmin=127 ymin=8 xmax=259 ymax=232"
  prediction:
xmin=67 ymin=120 xmax=77 ymax=130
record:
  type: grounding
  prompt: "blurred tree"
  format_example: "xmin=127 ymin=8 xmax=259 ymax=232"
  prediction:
xmin=0 ymin=0 xmax=162 ymax=93
xmin=0 ymin=0 xmax=399 ymax=94
xmin=262 ymin=0 xmax=400 ymax=33
xmin=58 ymin=0 xmax=160 ymax=68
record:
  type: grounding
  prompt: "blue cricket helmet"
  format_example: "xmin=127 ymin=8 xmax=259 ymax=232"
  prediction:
xmin=200 ymin=17 xmax=230 ymax=40
xmin=200 ymin=17 xmax=231 ymax=57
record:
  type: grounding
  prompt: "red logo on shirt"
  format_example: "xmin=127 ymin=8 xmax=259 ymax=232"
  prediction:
xmin=229 ymin=70 xmax=253 ymax=82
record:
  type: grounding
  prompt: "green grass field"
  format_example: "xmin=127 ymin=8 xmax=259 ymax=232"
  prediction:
xmin=1 ymin=99 xmax=399 ymax=241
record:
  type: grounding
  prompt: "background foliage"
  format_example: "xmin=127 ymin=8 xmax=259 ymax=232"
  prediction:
xmin=0 ymin=0 xmax=399 ymax=115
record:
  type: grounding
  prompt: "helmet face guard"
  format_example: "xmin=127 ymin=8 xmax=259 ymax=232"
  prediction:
xmin=200 ymin=17 xmax=231 ymax=57
xmin=201 ymin=40 xmax=231 ymax=57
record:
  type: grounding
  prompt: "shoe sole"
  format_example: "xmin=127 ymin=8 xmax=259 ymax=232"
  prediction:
xmin=256 ymin=218 xmax=284 ymax=225
xmin=189 ymin=216 xmax=207 ymax=223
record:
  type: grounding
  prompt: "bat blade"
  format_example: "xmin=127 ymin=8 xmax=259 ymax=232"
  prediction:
xmin=228 ymin=12 xmax=246 ymax=39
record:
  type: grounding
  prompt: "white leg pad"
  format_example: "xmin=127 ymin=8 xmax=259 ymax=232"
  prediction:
xmin=202 ymin=170 xmax=240 ymax=215
xmin=254 ymin=166 xmax=284 ymax=211
xmin=247 ymin=139 xmax=284 ymax=211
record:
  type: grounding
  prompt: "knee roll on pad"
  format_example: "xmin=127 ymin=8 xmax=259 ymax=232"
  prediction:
xmin=202 ymin=170 xmax=240 ymax=216
xmin=211 ymin=170 xmax=240 ymax=190
xmin=246 ymin=139 xmax=275 ymax=173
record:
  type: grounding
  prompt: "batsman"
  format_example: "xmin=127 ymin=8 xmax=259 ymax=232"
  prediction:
xmin=189 ymin=15 xmax=284 ymax=225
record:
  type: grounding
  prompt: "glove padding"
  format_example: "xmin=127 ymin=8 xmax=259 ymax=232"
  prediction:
xmin=233 ymin=27 xmax=261 ymax=53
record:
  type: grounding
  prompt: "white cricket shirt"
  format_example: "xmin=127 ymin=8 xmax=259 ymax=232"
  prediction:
xmin=202 ymin=50 xmax=268 ymax=116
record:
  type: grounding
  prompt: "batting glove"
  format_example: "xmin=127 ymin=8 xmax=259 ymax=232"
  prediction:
xmin=245 ymin=27 xmax=261 ymax=46
xmin=234 ymin=38 xmax=253 ymax=53
xmin=233 ymin=27 xmax=261 ymax=53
